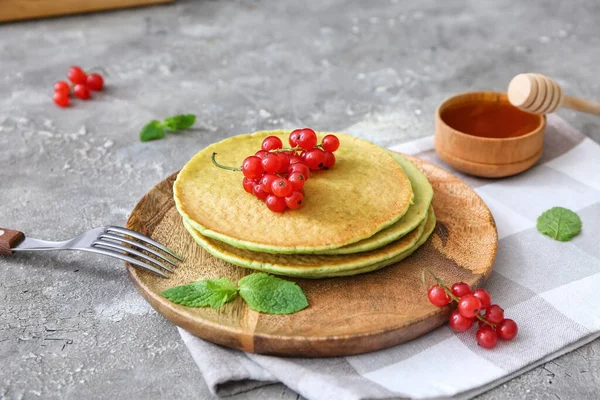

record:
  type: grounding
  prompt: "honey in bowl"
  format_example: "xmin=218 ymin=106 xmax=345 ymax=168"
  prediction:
xmin=440 ymin=101 xmax=541 ymax=139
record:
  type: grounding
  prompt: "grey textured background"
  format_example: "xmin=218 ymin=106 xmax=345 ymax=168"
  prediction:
xmin=1 ymin=0 xmax=600 ymax=399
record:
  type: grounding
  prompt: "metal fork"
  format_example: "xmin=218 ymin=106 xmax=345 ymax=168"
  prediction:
xmin=0 ymin=226 xmax=181 ymax=278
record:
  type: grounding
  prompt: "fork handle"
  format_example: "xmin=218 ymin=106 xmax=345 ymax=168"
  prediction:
xmin=0 ymin=228 xmax=25 ymax=255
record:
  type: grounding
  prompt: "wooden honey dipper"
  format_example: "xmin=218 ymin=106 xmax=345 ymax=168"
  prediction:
xmin=507 ymin=73 xmax=600 ymax=116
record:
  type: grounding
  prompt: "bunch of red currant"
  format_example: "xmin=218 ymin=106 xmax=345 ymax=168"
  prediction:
xmin=212 ymin=128 xmax=339 ymax=213
xmin=427 ymin=273 xmax=518 ymax=349
xmin=53 ymin=66 xmax=105 ymax=108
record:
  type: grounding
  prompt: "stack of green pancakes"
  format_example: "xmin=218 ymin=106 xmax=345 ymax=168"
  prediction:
xmin=174 ymin=131 xmax=435 ymax=279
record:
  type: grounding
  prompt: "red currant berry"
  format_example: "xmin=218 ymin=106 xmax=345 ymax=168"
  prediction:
xmin=258 ymin=173 xmax=278 ymax=194
xmin=53 ymin=92 xmax=70 ymax=108
xmin=73 ymin=84 xmax=91 ymax=100
xmin=253 ymin=184 xmax=269 ymax=201
xmin=476 ymin=325 xmax=498 ymax=349
xmin=303 ymin=148 xmax=326 ymax=170
xmin=496 ymin=319 xmax=518 ymax=341
xmin=285 ymin=191 xmax=304 ymax=209
xmin=289 ymin=162 xmax=310 ymax=179
xmin=484 ymin=305 xmax=504 ymax=325
xmin=266 ymin=195 xmax=287 ymax=213
xmin=271 ymin=178 xmax=293 ymax=198
xmin=242 ymin=177 xmax=254 ymax=193
xmin=261 ymin=136 xmax=283 ymax=151
xmin=261 ymin=153 xmax=281 ymax=174
xmin=297 ymin=128 xmax=318 ymax=150
xmin=67 ymin=66 xmax=87 ymax=85
xmin=427 ymin=284 xmax=451 ymax=307
xmin=276 ymin=152 xmax=290 ymax=174
xmin=451 ymin=282 xmax=471 ymax=298
xmin=448 ymin=310 xmax=473 ymax=332
xmin=289 ymin=154 xmax=303 ymax=165
xmin=289 ymin=129 xmax=302 ymax=147
xmin=241 ymin=156 xmax=264 ymax=179
xmin=86 ymin=73 xmax=104 ymax=91
xmin=255 ymin=150 xmax=269 ymax=160
xmin=457 ymin=294 xmax=482 ymax=318
xmin=472 ymin=288 xmax=492 ymax=310
xmin=288 ymin=171 xmax=306 ymax=191
xmin=54 ymin=81 xmax=70 ymax=96
xmin=323 ymin=152 xmax=336 ymax=169
xmin=321 ymin=134 xmax=340 ymax=152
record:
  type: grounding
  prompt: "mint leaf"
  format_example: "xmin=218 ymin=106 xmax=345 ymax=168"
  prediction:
xmin=140 ymin=120 xmax=165 ymax=142
xmin=163 ymin=114 xmax=196 ymax=131
xmin=537 ymin=206 xmax=582 ymax=242
xmin=162 ymin=278 xmax=238 ymax=308
xmin=238 ymin=273 xmax=308 ymax=314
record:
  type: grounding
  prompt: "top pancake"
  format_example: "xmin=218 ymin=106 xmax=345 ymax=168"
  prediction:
xmin=174 ymin=130 xmax=413 ymax=254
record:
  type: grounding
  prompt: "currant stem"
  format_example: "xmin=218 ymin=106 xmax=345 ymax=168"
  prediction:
xmin=476 ymin=314 xmax=496 ymax=328
xmin=211 ymin=152 xmax=241 ymax=171
xmin=86 ymin=66 xmax=109 ymax=76
xmin=269 ymin=146 xmax=301 ymax=153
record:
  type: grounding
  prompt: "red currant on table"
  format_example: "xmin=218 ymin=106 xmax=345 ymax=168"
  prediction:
xmin=53 ymin=91 xmax=70 ymax=108
xmin=451 ymin=282 xmax=471 ymax=298
xmin=297 ymin=128 xmax=318 ymax=150
xmin=321 ymin=134 xmax=340 ymax=152
xmin=74 ymin=84 xmax=91 ymax=100
xmin=449 ymin=310 xmax=474 ymax=332
xmin=262 ymin=136 xmax=283 ymax=151
xmin=323 ymin=152 xmax=336 ymax=169
xmin=67 ymin=66 xmax=87 ymax=85
xmin=289 ymin=129 xmax=302 ymax=147
xmin=54 ymin=81 xmax=70 ymax=96
xmin=255 ymin=150 xmax=269 ymax=160
xmin=476 ymin=325 xmax=498 ymax=349
xmin=276 ymin=152 xmax=290 ymax=173
xmin=266 ymin=195 xmax=287 ymax=212
xmin=289 ymin=154 xmax=303 ymax=165
xmin=242 ymin=177 xmax=254 ymax=193
xmin=496 ymin=319 xmax=518 ymax=341
xmin=472 ymin=288 xmax=492 ymax=310
xmin=484 ymin=305 xmax=505 ymax=325
xmin=258 ymin=173 xmax=278 ymax=194
xmin=288 ymin=171 xmax=307 ymax=191
xmin=303 ymin=148 xmax=326 ymax=170
xmin=261 ymin=153 xmax=281 ymax=174
xmin=458 ymin=294 xmax=482 ymax=318
xmin=86 ymin=73 xmax=104 ymax=91
xmin=427 ymin=284 xmax=451 ymax=307
xmin=289 ymin=162 xmax=310 ymax=179
xmin=252 ymin=183 xmax=269 ymax=201
xmin=241 ymin=156 xmax=264 ymax=179
xmin=285 ymin=191 xmax=304 ymax=209
xmin=271 ymin=178 xmax=293 ymax=198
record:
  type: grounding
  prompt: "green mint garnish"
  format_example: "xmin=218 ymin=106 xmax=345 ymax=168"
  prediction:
xmin=161 ymin=273 xmax=309 ymax=315
xmin=162 ymin=278 xmax=238 ymax=309
xmin=163 ymin=114 xmax=196 ymax=131
xmin=536 ymin=206 xmax=582 ymax=242
xmin=238 ymin=273 xmax=309 ymax=314
xmin=140 ymin=120 xmax=165 ymax=142
xmin=139 ymin=113 xmax=197 ymax=142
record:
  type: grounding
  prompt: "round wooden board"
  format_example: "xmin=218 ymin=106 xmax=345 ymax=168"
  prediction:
xmin=125 ymin=156 xmax=498 ymax=357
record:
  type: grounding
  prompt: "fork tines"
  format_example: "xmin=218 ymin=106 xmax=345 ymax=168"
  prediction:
xmin=92 ymin=226 xmax=182 ymax=278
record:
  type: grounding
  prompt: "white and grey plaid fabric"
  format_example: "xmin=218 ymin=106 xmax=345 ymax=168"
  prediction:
xmin=179 ymin=115 xmax=600 ymax=400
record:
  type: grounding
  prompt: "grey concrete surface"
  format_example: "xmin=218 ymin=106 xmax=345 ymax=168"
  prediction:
xmin=1 ymin=0 xmax=600 ymax=399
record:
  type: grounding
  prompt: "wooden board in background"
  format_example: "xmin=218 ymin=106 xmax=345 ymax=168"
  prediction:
xmin=0 ymin=0 xmax=173 ymax=23
xmin=125 ymin=156 xmax=498 ymax=357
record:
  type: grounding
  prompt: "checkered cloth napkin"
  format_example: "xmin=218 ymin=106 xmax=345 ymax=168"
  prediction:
xmin=179 ymin=114 xmax=600 ymax=399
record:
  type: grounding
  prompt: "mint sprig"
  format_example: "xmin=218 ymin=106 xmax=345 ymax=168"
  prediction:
xmin=161 ymin=273 xmax=309 ymax=315
xmin=537 ymin=206 xmax=582 ymax=242
xmin=139 ymin=113 xmax=197 ymax=142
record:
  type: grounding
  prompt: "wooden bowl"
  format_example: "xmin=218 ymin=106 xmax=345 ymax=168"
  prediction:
xmin=434 ymin=91 xmax=546 ymax=178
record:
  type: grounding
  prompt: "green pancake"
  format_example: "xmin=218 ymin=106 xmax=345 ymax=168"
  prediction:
xmin=313 ymin=152 xmax=433 ymax=255
xmin=174 ymin=130 xmax=414 ymax=254
xmin=181 ymin=207 xmax=435 ymax=278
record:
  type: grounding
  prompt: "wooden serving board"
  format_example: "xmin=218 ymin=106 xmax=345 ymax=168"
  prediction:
xmin=125 ymin=156 xmax=498 ymax=357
